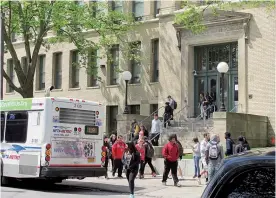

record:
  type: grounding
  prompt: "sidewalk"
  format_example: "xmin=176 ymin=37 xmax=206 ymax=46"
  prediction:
xmin=65 ymin=172 xmax=206 ymax=198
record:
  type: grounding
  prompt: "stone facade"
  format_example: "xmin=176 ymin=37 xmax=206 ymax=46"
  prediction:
xmin=3 ymin=2 xmax=275 ymax=140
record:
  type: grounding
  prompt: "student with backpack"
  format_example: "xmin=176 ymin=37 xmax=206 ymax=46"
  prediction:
xmin=205 ymin=134 xmax=224 ymax=182
xmin=225 ymin=132 xmax=235 ymax=156
xmin=135 ymin=138 xmax=146 ymax=179
xmin=235 ymin=136 xmax=250 ymax=154
xmin=143 ymin=137 xmax=157 ymax=177
xmin=167 ymin=96 xmax=177 ymax=120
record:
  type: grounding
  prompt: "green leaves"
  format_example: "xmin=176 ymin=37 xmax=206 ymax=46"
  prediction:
xmin=175 ymin=0 xmax=276 ymax=35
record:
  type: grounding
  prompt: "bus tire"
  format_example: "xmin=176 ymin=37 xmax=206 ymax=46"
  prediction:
xmin=1 ymin=161 xmax=9 ymax=186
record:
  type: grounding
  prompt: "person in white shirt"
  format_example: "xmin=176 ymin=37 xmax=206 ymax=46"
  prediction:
xmin=192 ymin=137 xmax=201 ymax=179
xmin=200 ymin=133 xmax=210 ymax=182
xmin=150 ymin=114 xmax=162 ymax=146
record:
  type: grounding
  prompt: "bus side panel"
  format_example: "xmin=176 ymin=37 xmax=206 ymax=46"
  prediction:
xmin=2 ymin=110 xmax=44 ymax=178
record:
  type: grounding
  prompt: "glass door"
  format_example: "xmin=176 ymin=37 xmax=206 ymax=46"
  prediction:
xmin=229 ymin=74 xmax=238 ymax=112
xmin=194 ymin=77 xmax=206 ymax=116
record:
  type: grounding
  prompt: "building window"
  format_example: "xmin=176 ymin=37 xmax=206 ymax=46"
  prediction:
xmin=70 ymin=50 xmax=80 ymax=88
xmin=154 ymin=0 xmax=160 ymax=17
xmin=87 ymin=49 xmax=98 ymax=87
xmin=195 ymin=42 xmax=238 ymax=71
xmin=21 ymin=57 xmax=28 ymax=75
xmin=107 ymin=106 xmax=118 ymax=136
xmin=130 ymin=105 xmax=140 ymax=115
xmin=152 ymin=39 xmax=159 ymax=82
xmin=109 ymin=45 xmax=119 ymax=85
xmin=132 ymin=0 xmax=144 ymax=20
xmin=150 ymin=104 xmax=158 ymax=114
xmin=53 ymin=52 xmax=62 ymax=89
xmin=111 ymin=0 xmax=123 ymax=12
xmin=36 ymin=55 xmax=46 ymax=90
xmin=130 ymin=41 xmax=141 ymax=84
xmin=6 ymin=59 xmax=14 ymax=93
xmin=5 ymin=112 xmax=28 ymax=143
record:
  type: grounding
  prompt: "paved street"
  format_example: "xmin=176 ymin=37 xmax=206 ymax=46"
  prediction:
xmin=1 ymin=173 xmax=205 ymax=198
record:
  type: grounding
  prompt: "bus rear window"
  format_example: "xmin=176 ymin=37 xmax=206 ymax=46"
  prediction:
xmin=5 ymin=111 xmax=28 ymax=143
xmin=85 ymin=126 xmax=99 ymax=135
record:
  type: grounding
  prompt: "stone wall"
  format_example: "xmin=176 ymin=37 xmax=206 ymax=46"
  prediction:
xmin=212 ymin=112 xmax=268 ymax=149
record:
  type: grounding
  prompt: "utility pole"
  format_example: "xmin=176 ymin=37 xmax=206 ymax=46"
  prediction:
xmin=0 ymin=8 xmax=4 ymax=100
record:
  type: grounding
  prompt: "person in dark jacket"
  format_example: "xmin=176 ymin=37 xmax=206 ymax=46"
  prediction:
xmin=163 ymin=102 xmax=173 ymax=127
xmin=103 ymin=136 xmax=111 ymax=179
xmin=235 ymin=136 xmax=251 ymax=154
xmin=162 ymin=134 xmax=180 ymax=187
xmin=122 ymin=141 xmax=140 ymax=198
xmin=225 ymin=132 xmax=235 ymax=156
xmin=109 ymin=134 xmax=117 ymax=171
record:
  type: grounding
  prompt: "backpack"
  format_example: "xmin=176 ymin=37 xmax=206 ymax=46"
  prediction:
xmin=209 ymin=144 xmax=219 ymax=160
xmin=174 ymin=100 xmax=177 ymax=109
xmin=146 ymin=142 xmax=155 ymax=158
xmin=235 ymin=144 xmax=245 ymax=154
xmin=177 ymin=141 xmax=183 ymax=157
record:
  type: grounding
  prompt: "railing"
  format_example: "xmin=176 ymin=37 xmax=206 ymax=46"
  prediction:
xmin=230 ymin=103 xmax=243 ymax=113
xmin=150 ymin=105 xmax=189 ymax=143
xmin=138 ymin=106 xmax=165 ymax=126
xmin=191 ymin=105 xmax=214 ymax=134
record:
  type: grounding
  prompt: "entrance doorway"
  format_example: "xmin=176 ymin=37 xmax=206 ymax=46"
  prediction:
xmin=194 ymin=42 xmax=238 ymax=116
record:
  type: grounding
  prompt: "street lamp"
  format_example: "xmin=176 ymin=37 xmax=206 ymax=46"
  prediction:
xmin=217 ymin=62 xmax=229 ymax=112
xmin=122 ymin=71 xmax=132 ymax=114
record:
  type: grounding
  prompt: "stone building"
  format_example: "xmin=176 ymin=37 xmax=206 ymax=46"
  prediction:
xmin=3 ymin=1 xmax=275 ymax=144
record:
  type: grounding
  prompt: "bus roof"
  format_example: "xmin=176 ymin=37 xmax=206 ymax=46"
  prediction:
xmin=0 ymin=97 xmax=103 ymax=111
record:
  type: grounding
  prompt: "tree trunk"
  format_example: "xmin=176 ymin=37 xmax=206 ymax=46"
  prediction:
xmin=21 ymin=80 xmax=34 ymax=98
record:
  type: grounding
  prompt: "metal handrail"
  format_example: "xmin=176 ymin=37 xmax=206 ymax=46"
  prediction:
xmin=191 ymin=105 xmax=214 ymax=134
xmin=138 ymin=106 xmax=165 ymax=126
xmin=150 ymin=105 xmax=189 ymax=142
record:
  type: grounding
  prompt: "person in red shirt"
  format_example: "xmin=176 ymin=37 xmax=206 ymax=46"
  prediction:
xmin=112 ymin=135 xmax=127 ymax=178
xmin=135 ymin=138 xmax=146 ymax=179
xmin=162 ymin=134 xmax=180 ymax=187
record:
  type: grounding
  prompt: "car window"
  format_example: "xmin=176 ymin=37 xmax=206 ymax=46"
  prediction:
xmin=221 ymin=167 xmax=275 ymax=198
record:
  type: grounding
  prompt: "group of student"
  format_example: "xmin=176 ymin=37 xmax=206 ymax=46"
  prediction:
xmin=191 ymin=132 xmax=251 ymax=184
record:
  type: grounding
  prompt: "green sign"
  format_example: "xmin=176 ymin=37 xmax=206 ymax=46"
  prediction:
xmin=0 ymin=99 xmax=33 ymax=111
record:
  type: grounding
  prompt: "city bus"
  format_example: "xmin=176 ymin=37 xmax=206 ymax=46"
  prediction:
xmin=0 ymin=97 xmax=106 ymax=185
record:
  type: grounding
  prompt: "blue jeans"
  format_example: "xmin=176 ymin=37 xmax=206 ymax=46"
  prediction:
xmin=193 ymin=156 xmax=201 ymax=177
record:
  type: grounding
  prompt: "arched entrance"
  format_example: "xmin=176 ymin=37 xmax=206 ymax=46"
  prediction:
xmin=194 ymin=42 xmax=238 ymax=116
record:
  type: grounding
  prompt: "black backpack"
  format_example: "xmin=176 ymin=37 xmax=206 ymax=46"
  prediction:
xmin=174 ymin=100 xmax=177 ymax=109
xmin=146 ymin=142 xmax=155 ymax=158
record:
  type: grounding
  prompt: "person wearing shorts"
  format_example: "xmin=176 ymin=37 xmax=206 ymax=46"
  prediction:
xmin=200 ymin=133 xmax=210 ymax=182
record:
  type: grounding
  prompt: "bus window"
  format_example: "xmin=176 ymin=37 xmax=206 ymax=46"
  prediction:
xmin=1 ymin=113 xmax=5 ymax=142
xmin=5 ymin=111 xmax=28 ymax=143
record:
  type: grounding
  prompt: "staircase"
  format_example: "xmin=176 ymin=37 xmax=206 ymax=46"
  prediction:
xmin=160 ymin=116 xmax=214 ymax=149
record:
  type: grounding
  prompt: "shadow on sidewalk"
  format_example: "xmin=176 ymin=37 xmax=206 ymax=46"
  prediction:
xmin=63 ymin=180 xmax=145 ymax=193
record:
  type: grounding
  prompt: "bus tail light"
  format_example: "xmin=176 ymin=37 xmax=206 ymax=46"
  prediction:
xmin=45 ymin=144 xmax=51 ymax=164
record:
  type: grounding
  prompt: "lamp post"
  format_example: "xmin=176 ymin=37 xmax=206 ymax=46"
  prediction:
xmin=217 ymin=62 xmax=229 ymax=112
xmin=122 ymin=71 xmax=132 ymax=114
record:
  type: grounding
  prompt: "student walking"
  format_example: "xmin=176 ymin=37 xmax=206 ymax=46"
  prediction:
xmin=109 ymin=134 xmax=117 ymax=171
xmin=192 ymin=137 xmax=201 ymax=183
xmin=122 ymin=142 xmax=141 ymax=198
xmin=150 ymin=114 xmax=162 ymax=146
xmin=144 ymin=137 xmax=157 ymax=177
xmin=200 ymin=133 xmax=210 ymax=182
xmin=225 ymin=132 xmax=235 ymax=156
xmin=103 ymin=136 xmax=111 ymax=179
xmin=164 ymin=102 xmax=173 ymax=127
xmin=135 ymin=139 xmax=146 ymax=179
xmin=112 ymin=135 xmax=127 ymax=178
xmin=205 ymin=134 xmax=224 ymax=182
xmin=162 ymin=134 xmax=180 ymax=187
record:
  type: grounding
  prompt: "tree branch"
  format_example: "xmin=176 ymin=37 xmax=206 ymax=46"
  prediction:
xmin=3 ymin=26 xmax=26 ymax=87
xmin=2 ymin=68 xmax=23 ymax=94
xmin=17 ymin=1 xmax=31 ymax=79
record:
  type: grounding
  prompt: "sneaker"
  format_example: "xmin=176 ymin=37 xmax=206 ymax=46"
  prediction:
xmin=112 ymin=173 xmax=115 ymax=177
xmin=152 ymin=172 xmax=156 ymax=177
xmin=174 ymin=182 xmax=181 ymax=187
xmin=205 ymin=178 xmax=208 ymax=183
xmin=193 ymin=175 xmax=197 ymax=179
xmin=129 ymin=194 xmax=134 ymax=198
xmin=162 ymin=181 xmax=166 ymax=186
xmin=168 ymin=175 xmax=172 ymax=179
xmin=118 ymin=176 xmax=124 ymax=179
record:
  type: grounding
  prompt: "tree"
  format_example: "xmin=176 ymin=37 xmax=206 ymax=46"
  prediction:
xmin=1 ymin=0 xmax=137 ymax=98
xmin=175 ymin=0 xmax=275 ymax=34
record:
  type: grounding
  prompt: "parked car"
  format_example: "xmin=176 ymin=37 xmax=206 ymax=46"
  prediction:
xmin=201 ymin=149 xmax=275 ymax=198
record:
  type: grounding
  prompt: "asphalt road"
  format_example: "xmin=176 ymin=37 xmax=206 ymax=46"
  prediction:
xmin=1 ymin=180 xmax=129 ymax=198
